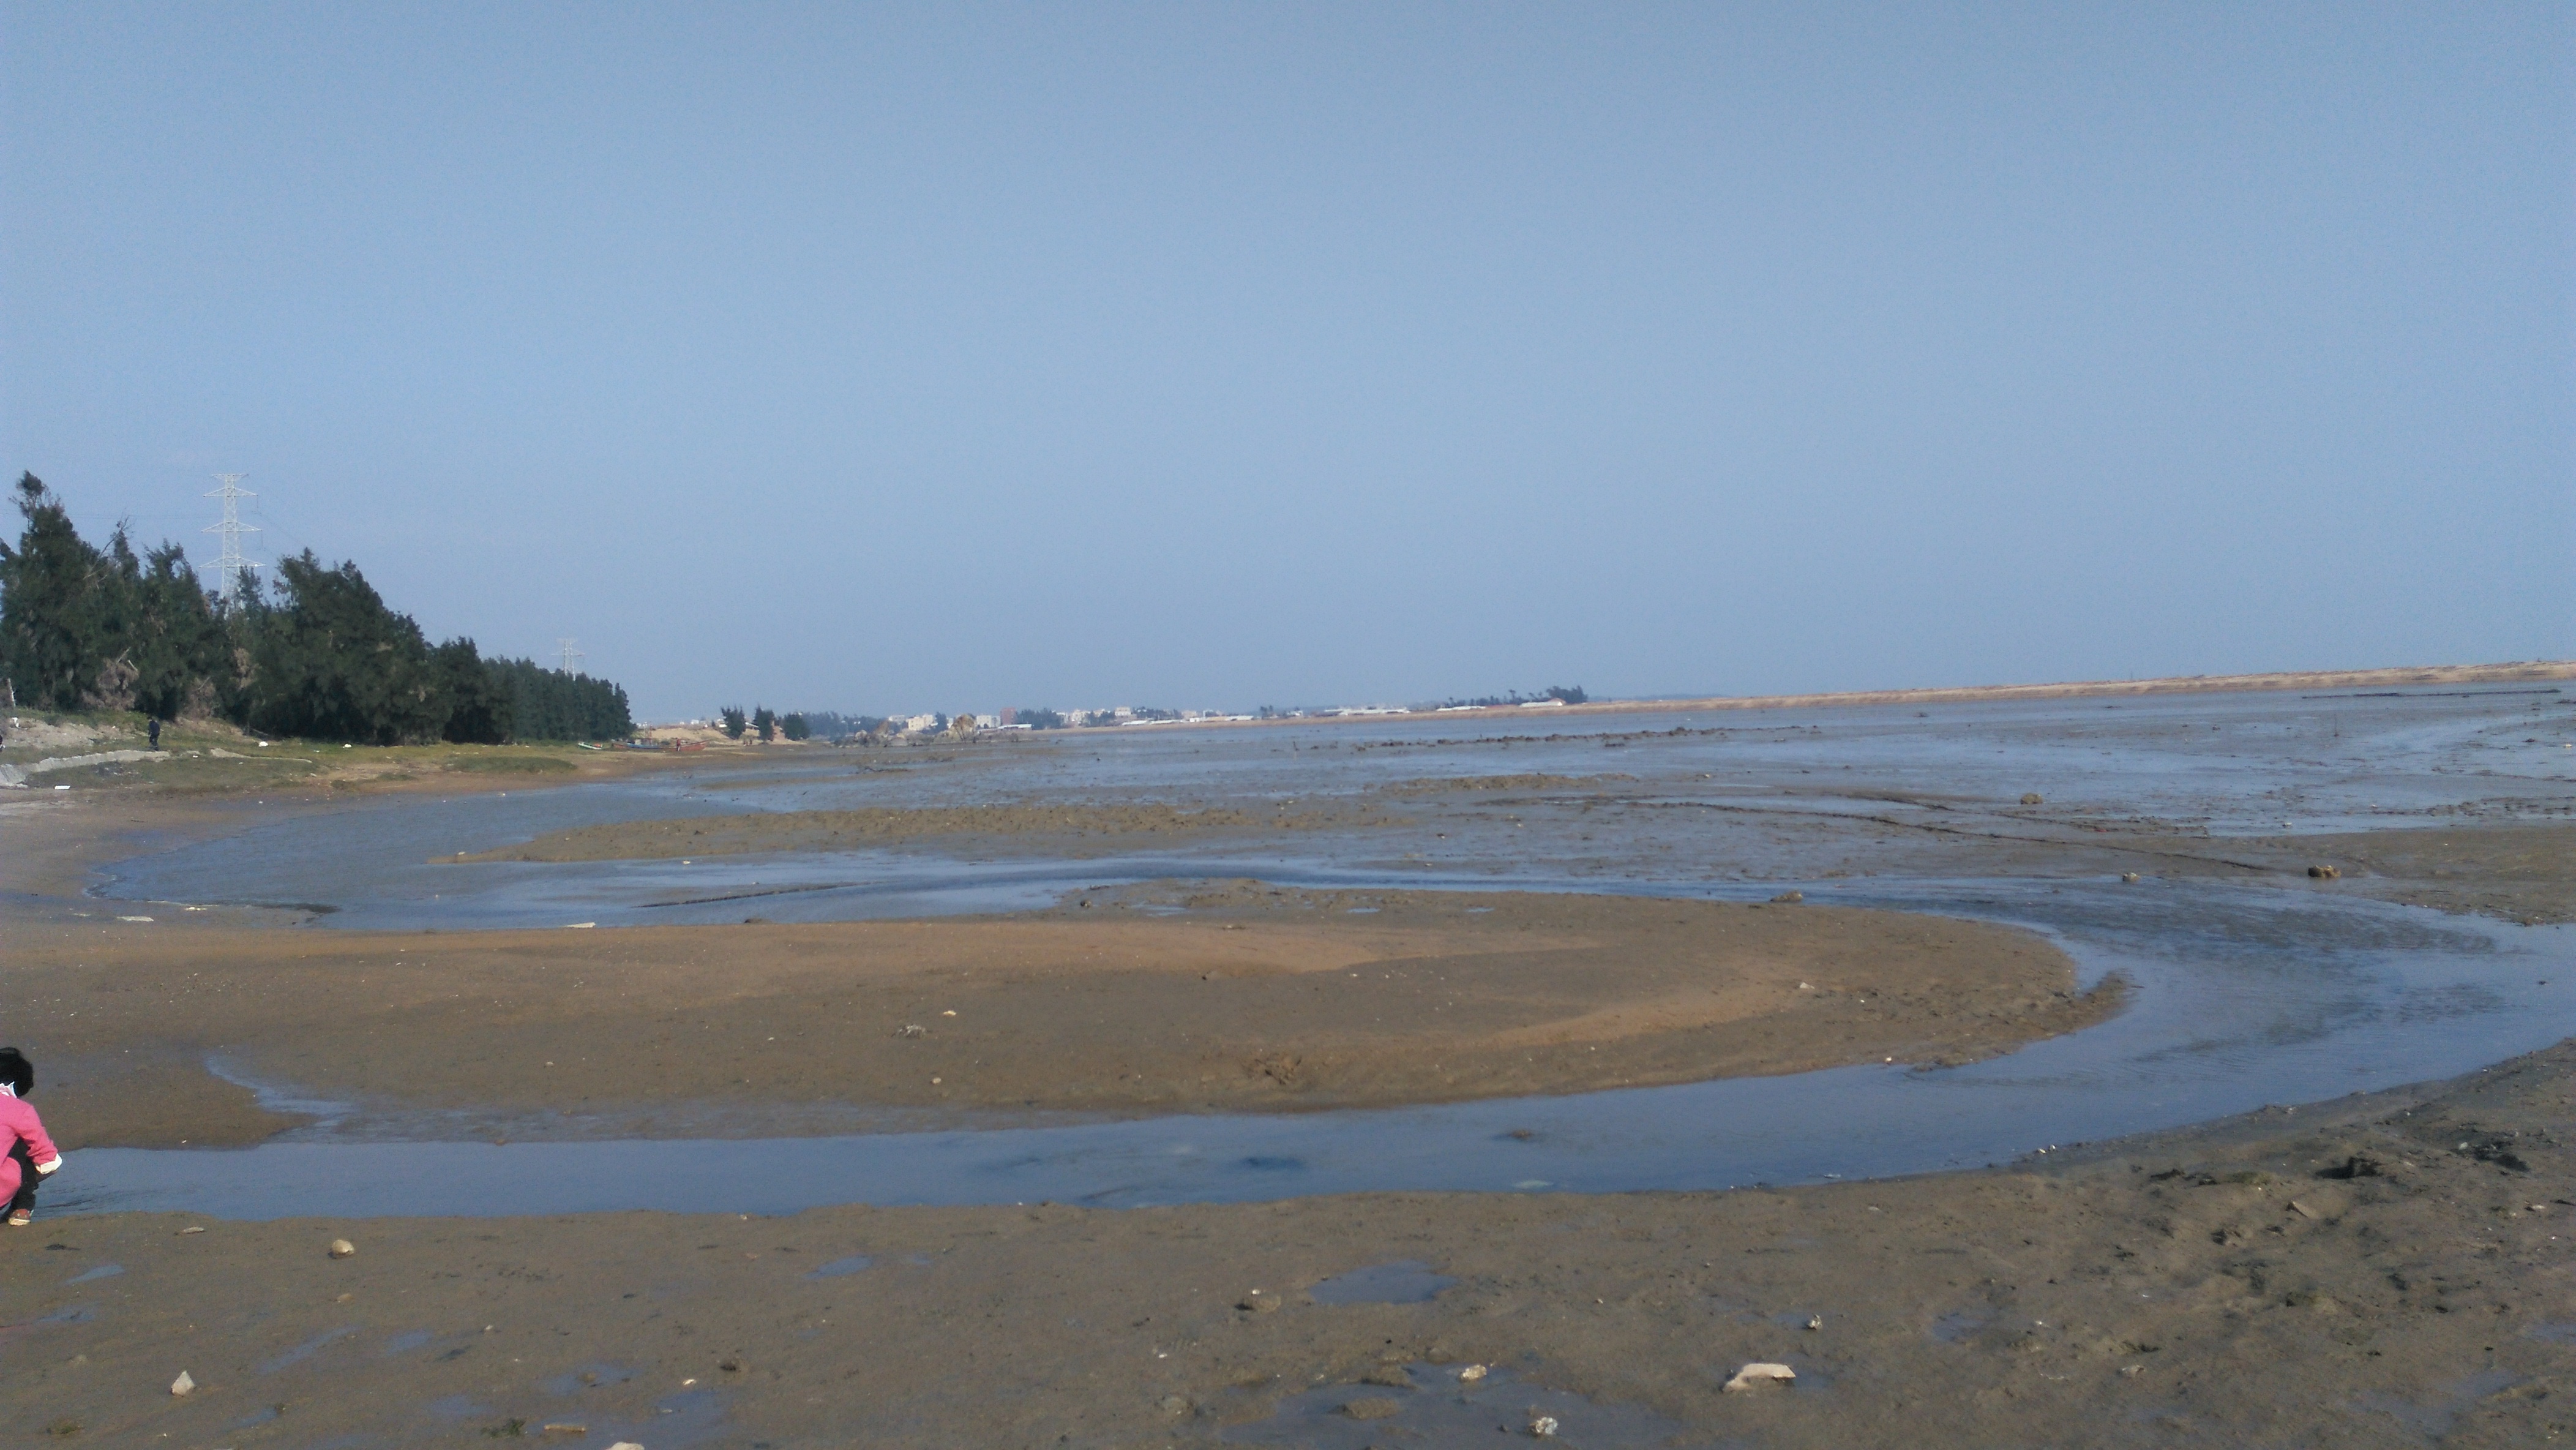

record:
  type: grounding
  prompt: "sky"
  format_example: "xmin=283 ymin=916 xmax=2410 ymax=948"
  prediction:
xmin=2 ymin=4 xmax=2569 ymax=721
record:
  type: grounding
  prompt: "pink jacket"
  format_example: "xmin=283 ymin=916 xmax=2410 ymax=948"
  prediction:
xmin=0 ymin=1094 xmax=61 ymax=1200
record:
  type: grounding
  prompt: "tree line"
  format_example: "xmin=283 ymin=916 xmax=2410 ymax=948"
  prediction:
xmin=716 ymin=707 xmax=817 ymax=742
xmin=0 ymin=474 xmax=631 ymax=743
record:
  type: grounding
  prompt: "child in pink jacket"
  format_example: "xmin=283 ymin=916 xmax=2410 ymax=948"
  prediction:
xmin=0 ymin=1048 xmax=64 ymax=1227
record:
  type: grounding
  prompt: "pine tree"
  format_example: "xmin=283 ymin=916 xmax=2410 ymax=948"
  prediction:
xmin=0 ymin=474 xmax=128 ymax=710
xmin=241 ymin=552 xmax=446 ymax=744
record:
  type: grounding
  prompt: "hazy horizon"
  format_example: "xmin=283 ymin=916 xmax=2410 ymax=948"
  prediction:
xmin=6 ymin=5 xmax=2569 ymax=721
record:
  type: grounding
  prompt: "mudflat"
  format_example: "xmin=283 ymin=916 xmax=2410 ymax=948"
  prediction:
xmin=13 ymin=880 xmax=2103 ymax=1149
xmin=451 ymin=800 xmax=1385 ymax=862
xmin=9 ymin=1037 xmax=2569 ymax=1448
xmin=6 ymin=692 xmax=2572 ymax=1448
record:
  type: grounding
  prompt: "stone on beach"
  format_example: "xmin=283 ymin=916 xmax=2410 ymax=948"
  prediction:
xmin=169 ymin=1371 xmax=193 ymax=1396
xmin=328 ymin=1238 xmax=356 ymax=1258
xmin=1722 ymin=1362 xmax=1796 ymax=1392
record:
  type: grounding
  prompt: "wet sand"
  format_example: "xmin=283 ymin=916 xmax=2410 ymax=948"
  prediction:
xmin=10 ymin=882 xmax=2101 ymax=1149
xmin=2278 ymin=822 xmax=2576 ymax=926
xmin=8 ymin=1038 xmax=2569 ymax=1448
xmin=453 ymin=800 xmax=1385 ymax=863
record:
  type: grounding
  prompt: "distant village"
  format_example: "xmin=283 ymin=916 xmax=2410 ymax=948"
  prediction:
xmin=635 ymin=688 xmax=1587 ymax=746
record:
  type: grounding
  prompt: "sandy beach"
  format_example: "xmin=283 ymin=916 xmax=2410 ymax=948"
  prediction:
xmin=8 ymin=876 xmax=2105 ymax=1151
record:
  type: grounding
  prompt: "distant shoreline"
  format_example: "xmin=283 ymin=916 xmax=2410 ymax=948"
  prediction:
xmin=632 ymin=659 xmax=2575 ymax=739
xmin=1551 ymin=657 xmax=2575 ymax=718
xmin=1131 ymin=657 xmax=2576 ymax=734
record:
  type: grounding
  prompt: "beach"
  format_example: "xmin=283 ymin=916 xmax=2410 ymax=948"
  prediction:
xmin=3 ymin=684 xmax=2571 ymax=1446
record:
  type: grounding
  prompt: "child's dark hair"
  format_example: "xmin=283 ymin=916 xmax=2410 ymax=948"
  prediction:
xmin=0 ymin=1048 xmax=30 ymax=1097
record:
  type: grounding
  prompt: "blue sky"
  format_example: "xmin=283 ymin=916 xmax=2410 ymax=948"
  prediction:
xmin=4 ymin=4 xmax=2568 ymax=720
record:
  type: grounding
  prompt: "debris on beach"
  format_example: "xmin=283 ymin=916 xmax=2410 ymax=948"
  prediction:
xmin=1722 ymin=1362 xmax=1796 ymax=1392
xmin=1458 ymin=1363 xmax=1489 ymax=1381
xmin=1770 ymin=890 xmax=1803 ymax=904
xmin=2307 ymin=864 xmax=2340 ymax=879
xmin=328 ymin=1238 xmax=356 ymax=1258
xmin=168 ymin=1371 xmax=193 ymax=1396
xmin=1529 ymin=1412 xmax=1560 ymax=1435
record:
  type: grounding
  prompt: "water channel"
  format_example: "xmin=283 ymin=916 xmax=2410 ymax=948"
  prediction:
xmin=57 ymin=686 xmax=2576 ymax=1218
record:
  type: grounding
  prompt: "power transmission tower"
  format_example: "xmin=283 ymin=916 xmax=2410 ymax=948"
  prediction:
xmin=557 ymin=637 xmax=585 ymax=675
xmin=203 ymin=474 xmax=263 ymax=603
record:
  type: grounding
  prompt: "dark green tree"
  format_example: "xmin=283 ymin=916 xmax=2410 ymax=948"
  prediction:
xmin=482 ymin=658 xmax=629 ymax=740
xmin=433 ymin=639 xmax=512 ymax=744
xmin=2 ymin=476 xmax=637 ymax=744
xmin=0 ymin=473 xmax=130 ymax=710
xmin=781 ymin=712 xmax=810 ymax=741
xmin=720 ymin=706 xmax=747 ymax=739
xmin=127 ymin=539 xmax=227 ymax=720
xmin=752 ymin=705 xmax=776 ymax=743
xmin=239 ymin=551 xmax=447 ymax=744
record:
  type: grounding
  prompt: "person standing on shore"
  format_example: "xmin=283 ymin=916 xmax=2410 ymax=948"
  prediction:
xmin=0 ymin=1048 xmax=64 ymax=1227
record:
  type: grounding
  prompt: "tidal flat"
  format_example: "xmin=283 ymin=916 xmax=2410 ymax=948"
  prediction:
xmin=4 ymin=683 xmax=2572 ymax=1445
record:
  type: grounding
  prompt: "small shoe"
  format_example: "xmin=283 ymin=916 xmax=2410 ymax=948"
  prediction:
xmin=6 ymin=1209 xmax=30 ymax=1227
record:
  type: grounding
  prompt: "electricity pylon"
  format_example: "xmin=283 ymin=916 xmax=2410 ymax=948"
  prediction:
xmin=203 ymin=474 xmax=262 ymax=603
xmin=558 ymin=638 xmax=585 ymax=675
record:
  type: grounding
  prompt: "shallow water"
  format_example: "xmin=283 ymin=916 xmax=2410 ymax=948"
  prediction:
xmin=50 ymin=883 xmax=2576 ymax=1219
xmin=92 ymin=687 xmax=2576 ymax=931
xmin=1308 ymin=1260 xmax=1458 ymax=1305
xmin=1223 ymin=1362 xmax=1702 ymax=1449
xmin=48 ymin=688 xmax=2576 ymax=1219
